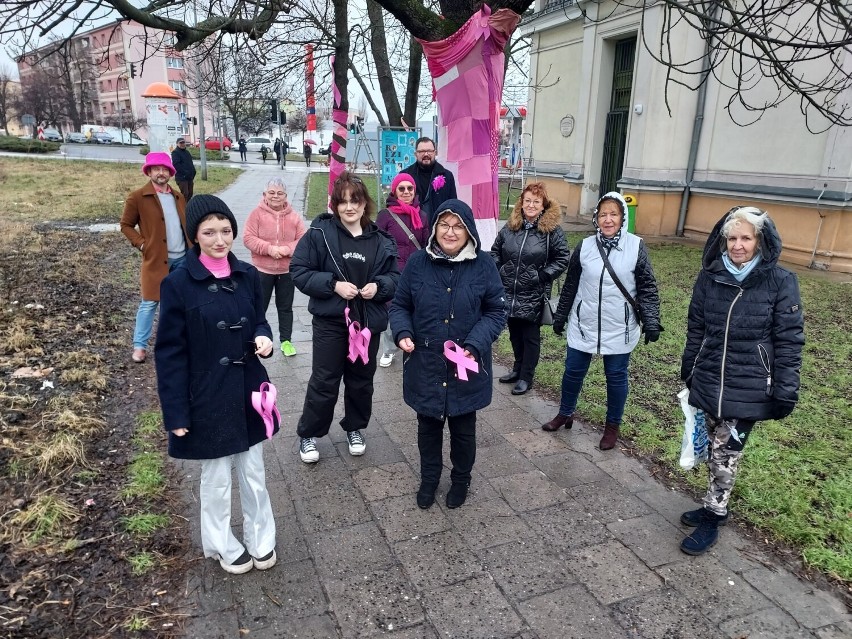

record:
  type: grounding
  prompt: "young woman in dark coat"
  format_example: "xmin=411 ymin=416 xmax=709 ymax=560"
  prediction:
xmin=491 ymin=182 xmax=570 ymax=395
xmin=290 ymin=172 xmax=400 ymax=464
xmin=155 ymin=195 xmax=278 ymax=575
xmin=389 ymin=199 xmax=507 ymax=510
xmin=678 ymin=206 xmax=804 ymax=555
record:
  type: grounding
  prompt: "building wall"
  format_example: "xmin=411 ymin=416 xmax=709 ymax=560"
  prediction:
xmin=520 ymin=0 xmax=852 ymax=273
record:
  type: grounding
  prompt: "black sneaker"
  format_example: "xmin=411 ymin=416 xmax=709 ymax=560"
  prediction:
xmin=680 ymin=507 xmax=729 ymax=527
xmin=219 ymin=550 xmax=253 ymax=574
xmin=346 ymin=430 xmax=366 ymax=456
xmin=299 ymin=437 xmax=319 ymax=463
xmin=680 ymin=522 xmax=721 ymax=556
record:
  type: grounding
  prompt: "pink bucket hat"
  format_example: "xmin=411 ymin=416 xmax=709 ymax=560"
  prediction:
xmin=141 ymin=152 xmax=175 ymax=176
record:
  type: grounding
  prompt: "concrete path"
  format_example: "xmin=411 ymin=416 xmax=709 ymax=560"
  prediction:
xmin=177 ymin=166 xmax=850 ymax=639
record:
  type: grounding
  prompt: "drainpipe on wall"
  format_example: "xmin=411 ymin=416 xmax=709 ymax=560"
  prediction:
xmin=675 ymin=34 xmax=715 ymax=236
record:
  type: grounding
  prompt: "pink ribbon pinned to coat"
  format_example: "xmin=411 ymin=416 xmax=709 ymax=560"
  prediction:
xmin=443 ymin=340 xmax=479 ymax=381
xmin=251 ymin=381 xmax=281 ymax=439
xmin=345 ymin=306 xmax=372 ymax=365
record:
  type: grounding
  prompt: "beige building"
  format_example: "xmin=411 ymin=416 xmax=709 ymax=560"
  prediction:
xmin=519 ymin=0 xmax=852 ymax=273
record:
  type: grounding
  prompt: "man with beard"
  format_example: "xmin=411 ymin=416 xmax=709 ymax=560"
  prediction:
xmin=401 ymin=137 xmax=457 ymax=221
xmin=120 ymin=152 xmax=191 ymax=363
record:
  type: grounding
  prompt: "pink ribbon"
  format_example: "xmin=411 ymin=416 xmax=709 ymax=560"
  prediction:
xmin=345 ymin=307 xmax=372 ymax=365
xmin=443 ymin=340 xmax=479 ymax=381
xmin=251 ymin=381 xmax=281 ymax=439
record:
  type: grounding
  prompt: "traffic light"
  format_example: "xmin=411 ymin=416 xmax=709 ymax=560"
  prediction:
xmin=129 ymin=62 xmax=137 ymax=78
xmin=280 ymin=110 xmax=286 ymax=125
xmin=269 ymin=99 xmax=278 ymax=122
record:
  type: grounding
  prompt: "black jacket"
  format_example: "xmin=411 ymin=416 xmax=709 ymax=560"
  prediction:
xmin=681 ymin=213 xmax=804 ymax=421
xmin=491 ymin=200 xmax=570 ymax=322
xmin=171 ymin=147 xmax=196 ymax=182
xmin=290 ymin=214 xmax=400 ymax=332
xmin=401 ymin=160 xmax=457 ymax=222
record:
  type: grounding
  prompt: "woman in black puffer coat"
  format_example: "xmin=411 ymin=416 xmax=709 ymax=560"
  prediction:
xmin=491 ymin=182 xmax=570 ymax=395
xmin=678 ymin=206 xmax=804 ymax=557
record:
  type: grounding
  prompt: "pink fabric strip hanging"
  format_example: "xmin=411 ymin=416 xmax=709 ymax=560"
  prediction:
xmin=417 ymin=7 xmax=520 ymax=251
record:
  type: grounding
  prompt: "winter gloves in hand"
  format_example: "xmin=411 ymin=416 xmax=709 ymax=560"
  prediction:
xmin=644 ymin=330 xmax=660 ymax=345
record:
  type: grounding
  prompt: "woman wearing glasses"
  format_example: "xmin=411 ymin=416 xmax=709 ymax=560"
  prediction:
xmin=290 ymin=172 xmax=400 ymax=464
xmin=375 ymin=173 xmax=430 ymax=367
xmin=156 ymin=194 xmax=279 ymax=575
xmin=547 ymin=192 xmax=663 ymax=451
xmin=491 ymin=182 xmax=570 ymax=395
xmin=243 ymin=177 xmax=307 ymax=357
xmin=389 ymin=200 xmax=507 ymax=510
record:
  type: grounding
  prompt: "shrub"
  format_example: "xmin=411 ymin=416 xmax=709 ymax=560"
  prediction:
xmin=138 ymin=145 xmax=229 ymax=161
xmin=0 ymin=136 xmax=61 ymax=154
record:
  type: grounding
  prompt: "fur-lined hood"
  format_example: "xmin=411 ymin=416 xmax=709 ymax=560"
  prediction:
xmin=506 ymin=198 xmax=562 ymax=233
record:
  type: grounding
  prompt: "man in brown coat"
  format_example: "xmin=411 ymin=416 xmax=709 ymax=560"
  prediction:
xmin=120 ymin=152 xmax=191 ymax=363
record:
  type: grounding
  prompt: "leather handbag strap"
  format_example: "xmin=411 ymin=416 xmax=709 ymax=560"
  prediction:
xmin=388 ymin=211 xmax=421 ymax=250
xmin=595 ymin=238 xmax=641 ymax=319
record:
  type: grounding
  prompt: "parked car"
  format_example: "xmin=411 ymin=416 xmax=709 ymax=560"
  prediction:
xmin=196 ymin=135 xmax=232 ymax=151
xmin=65 ymin=132 xmax=88 ymax=144
xmin=92 ymin=132 xmax=113 ymax=144
xmin=244 ymin=136 xmax=272 ymax=152
xmin=42 ymin=128 xmax=63 ymax=142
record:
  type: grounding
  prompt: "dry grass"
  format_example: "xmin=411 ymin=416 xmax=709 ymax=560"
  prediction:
xmin=34 ymin=432 xmax=88 ymax=475
xmin=9 ymin=493 xmax=79 ymax=543
xmin=44 ymin=406 xmax=106 ymax=436
xmin=0 ymin=318 xmax=37 ymax=353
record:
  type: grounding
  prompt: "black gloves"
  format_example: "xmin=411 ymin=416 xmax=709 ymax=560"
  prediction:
xmin=553 ymin=322 xmax=565 ymax=337
xmin=644 ymin=330 xmax=660 ymax=345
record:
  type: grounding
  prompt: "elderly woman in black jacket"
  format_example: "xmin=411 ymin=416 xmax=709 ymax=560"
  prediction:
xmin=491 ymin=182 xmax=570 ymax=395
xmin=679 ymin=206 xmax=804 ymax=556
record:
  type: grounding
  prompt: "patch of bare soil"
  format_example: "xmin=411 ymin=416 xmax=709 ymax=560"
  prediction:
xmin=0 ymin=226 xmax=190 ymax=638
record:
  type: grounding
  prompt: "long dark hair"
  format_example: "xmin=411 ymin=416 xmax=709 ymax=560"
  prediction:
xmin=329 ymin=172 xmax=376 ymax=229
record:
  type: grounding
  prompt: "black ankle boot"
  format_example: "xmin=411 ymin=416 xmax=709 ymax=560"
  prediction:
xmin=446 ymin=482 xmax=469 ymax=509
xmin=416 ymin=482 xmax=438 ymax=509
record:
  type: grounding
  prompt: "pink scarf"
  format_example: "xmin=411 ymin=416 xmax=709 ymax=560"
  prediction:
xmin=388 ymin=199 xmax=423 ymax=230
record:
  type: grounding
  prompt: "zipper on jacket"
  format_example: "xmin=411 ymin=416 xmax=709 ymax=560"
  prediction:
xmin=596 ymin=261 xmax=606 ymax=353
xmin=718 ymin=286 xmax=744 ymax=416
xmin=510 ymin=230 xmax=530 ymax=316
xmin=691 ymin=337 xmax=707 ymax=380
xmin=758 ymin=344 xmax=773 ymax=396
xmin=623 ymin=302 xmax=630 ymax=344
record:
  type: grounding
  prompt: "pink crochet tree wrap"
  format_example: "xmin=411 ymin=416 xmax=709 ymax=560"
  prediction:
xmin=417 ymin=6 xmax=520 ymax=251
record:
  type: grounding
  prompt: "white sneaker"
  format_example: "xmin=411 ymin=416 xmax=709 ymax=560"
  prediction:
xmin=346 ymin=430 xmax=366 ymax=456
xmin=252 ymin=549 xmax=277 ymax=570
xmin=379 ymin=353 xmax=394 ymax=367
xmin=299 ymin=437 xmax=319 ymax=463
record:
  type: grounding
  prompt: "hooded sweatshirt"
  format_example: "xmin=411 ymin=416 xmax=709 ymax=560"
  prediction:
xmin=242 ymin=199 xmax=307 ymax=275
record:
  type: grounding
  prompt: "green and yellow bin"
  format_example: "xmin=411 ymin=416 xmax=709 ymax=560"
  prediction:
xmin=623 ymin=194 xmax=637 ymax=233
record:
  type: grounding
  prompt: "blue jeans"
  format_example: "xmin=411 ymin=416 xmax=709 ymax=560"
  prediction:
xmin=132 ymin=255 xmax=185 ymax=349
xmin=559 ymin=346 xmax=631 ymax=425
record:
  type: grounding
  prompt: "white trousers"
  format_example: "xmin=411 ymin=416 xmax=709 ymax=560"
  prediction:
xmin=199 ymin=442 xmax=276 ymax=563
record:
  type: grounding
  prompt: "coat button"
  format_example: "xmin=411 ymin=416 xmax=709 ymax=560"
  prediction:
xmin=442 ymin=382 xmax=447 ymax=387
xmin=447 ymin=287 xmax=451 ymax=292
xmin=444 ymin=319 xmax=448 ymax=324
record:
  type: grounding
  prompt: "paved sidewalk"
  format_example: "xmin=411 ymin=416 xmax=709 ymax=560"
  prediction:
xmin=177 ymin=167 xmax=850 ymax=639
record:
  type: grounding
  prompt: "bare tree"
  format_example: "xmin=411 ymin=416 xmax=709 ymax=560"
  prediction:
xmin=0 ymin=63 xmax=15 ymax=135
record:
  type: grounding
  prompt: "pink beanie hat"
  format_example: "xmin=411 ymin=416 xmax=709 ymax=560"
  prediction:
xmin=391 ymin=173 xmax=416 ymax=195
xmin=142 ymin=152 xmax=175 ymax=177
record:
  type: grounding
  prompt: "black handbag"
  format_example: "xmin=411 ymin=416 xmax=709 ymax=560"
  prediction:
xmin=595 ymin=239 xmax=643 ymax=328
xmin=538 ymin=234 xmax=559 ymax=326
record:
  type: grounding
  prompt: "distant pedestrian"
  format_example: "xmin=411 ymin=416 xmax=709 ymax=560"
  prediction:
xmin=273 ymin=138 xmax=281 ymax=163
xmin=156 ymin=194 xmax=279 ymax=575
xmin=678 ymin=206 xmax=803 ymax=555
xmin=303 ymin=142 xmax=312 ymax=166
xmin=290 ymin=172 xmax=400 ymax=465
xmin=547 ymin=192 xmax=663 ymax=450
xmin=389 ymin=200 xmax=507 ymax=510
xmin=171 ymin=137 xmax=196 ymax=202
xmin=119 ymin=152 xmax=190 ymax=363
xmin=491 ymin=182 xmax=570 ymax=395
xmin=401 ymin=137 xmax=457 ymax=221
xmin=375 ymin=173 xmax=429 ymax=368
xmin=238 ymin=136 xmax=247 ymax=162
xmin=243 ymin=177 xmax=307 ymax=357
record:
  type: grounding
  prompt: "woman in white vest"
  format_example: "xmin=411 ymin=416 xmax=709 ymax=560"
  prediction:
xmin=544 ymin=192 xmax=663 ymax=450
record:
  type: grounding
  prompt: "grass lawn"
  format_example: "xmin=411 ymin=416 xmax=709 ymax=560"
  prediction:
xmin=0 ymin=157 xmax=241 ymax=224
xmin=508 ymin=231 xmax=852 ymax=582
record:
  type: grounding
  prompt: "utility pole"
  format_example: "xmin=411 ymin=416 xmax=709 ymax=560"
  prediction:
xmin=192 ymin=2 xmax=207 ymax=180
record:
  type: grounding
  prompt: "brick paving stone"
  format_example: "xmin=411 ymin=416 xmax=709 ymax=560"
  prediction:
xmin=240 ymin=614 xmax=342 ymax=638
xmin=310 ymin=521 xmax=397 ymax=579
xmin=236 ymin=558 xmax=327 ymax=623
xmin=393 ymin=530 xmax=485 ymax=590
xmin=503 ymin=429 xmax=571 ymax=458
xmin=520 ymin=498 xmax=612 ymax=551
xmin=476 ymin=537 xmax=577 ymax=602
xmin=489 ymin=470 xmax=568 ymax=511
xmin=293 ymin=485 xmax=374 ymax=533
xmin=568 ymin=478 xmax=652 ymax=523
xmin=352 ymin=461 xmax=420 ymax=502
xmin=446 ymin=497 xmax=534 ymax=549
xmin=475 ymin=444 xmax=538 ymax=478
xmin=813 ymin=621 xmax=852 ymax=638
xmin=519 ymin=584 xmax=629 ymax=639
xmin=530 ymin=450 xmax=611 ymax=488
xmin=607 ymin=513 xmax=689 ymax=568
xmin=611 ymin=587 xmax=721 ymax=639
xmin=334 ymin=434 xmax=407 ymax=469
xmin=596 ymin=456 xmax=661 ymax=493
xmin=565 ymin=543 xmax=662 ymax=605
xmin=478 ymin=404 xmax=538 ymax=434
xmin=369 ymin=493 xmax=452 ymax=542
xmin=423 ymin=574 xmax=525 ymax=639
xmin=718 ymin=608 xmax=817 ymax=639
xmin=634 ymin=484 xmax=704 ymax=529
xmin=272 ymin=514 xmax=311 ymax=564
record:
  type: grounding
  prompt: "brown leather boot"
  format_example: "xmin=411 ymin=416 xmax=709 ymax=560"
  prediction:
xmin=599 ymin=422 xmax=619 ymax=450
xmin=542 ymin=414 xmax=573 ymax=432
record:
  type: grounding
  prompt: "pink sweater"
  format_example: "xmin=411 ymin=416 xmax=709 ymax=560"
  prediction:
xmin=242 ymin=200 xmax=307 ymax=275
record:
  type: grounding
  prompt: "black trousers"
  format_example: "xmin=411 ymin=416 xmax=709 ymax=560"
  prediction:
xmin=297 ymin=316 xmax=380 ymax=438
xmin=259 ymin=272 xmax=295 ymax=342
xmin=417 ymin=411 xmax=476 ymax=486
xmin=507 ymin=317 xmax=541 ymax=382
xmin=176 ymin=179 xmax=194 ymax=202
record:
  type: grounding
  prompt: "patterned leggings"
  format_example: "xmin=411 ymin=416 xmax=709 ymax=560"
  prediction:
xmin=702 ymin=415 xmax=756 ymax=516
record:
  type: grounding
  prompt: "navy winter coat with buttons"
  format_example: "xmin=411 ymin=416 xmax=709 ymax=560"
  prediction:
xmin=389 ymin=199 xmax=507 ymax=420
xmin=155 ymin=247 xmax=275 ymax=460
xmin=681 ymin=212 xmax=804 ymax=421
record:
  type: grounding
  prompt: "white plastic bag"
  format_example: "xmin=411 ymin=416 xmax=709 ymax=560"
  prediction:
xmin=678 ymin=388 xmax=709 ymax=470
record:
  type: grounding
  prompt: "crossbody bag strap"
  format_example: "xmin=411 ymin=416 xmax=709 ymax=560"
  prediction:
xmin=388 ymin=211 xmax=421 ymax=250
xmin=595 ymin=238 xmax=641 ymax=318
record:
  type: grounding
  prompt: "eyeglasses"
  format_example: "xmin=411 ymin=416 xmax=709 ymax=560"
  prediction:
xmin=416 ymin=148 xmax=435 ymax=155
xmin=397 ymin=185 xmax=414 ymax=193
xmin=522 ymin=198 xmax=542 ymax=206
xmin=437 ymin=222 xmax=465 ymax=234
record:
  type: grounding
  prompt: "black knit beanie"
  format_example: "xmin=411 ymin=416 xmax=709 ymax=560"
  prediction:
xmin=185 ymin=194 xmax=238 ymax=244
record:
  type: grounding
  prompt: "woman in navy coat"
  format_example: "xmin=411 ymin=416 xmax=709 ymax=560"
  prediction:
xmin=389 ymin=199 xmax=507 ymax=510
xmin=156 ymin=195 xmax=279 ymax=575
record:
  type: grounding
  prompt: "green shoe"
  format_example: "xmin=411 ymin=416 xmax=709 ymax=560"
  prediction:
xmin=281 ymin=340 xmax=296 ymax=357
